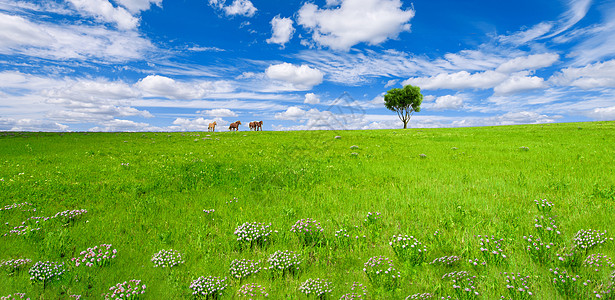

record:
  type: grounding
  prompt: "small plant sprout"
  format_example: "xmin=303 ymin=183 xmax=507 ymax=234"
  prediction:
xmin=298 ymin=278 xmax=333 ymax=298
xmin=104 ymin=279 xmax=146 ymax=299
xmin=363 ymin=256 xmax=401 ymax=290
xmin=534 ymin=199 xmax=554 ymax=214
xmin=151 ymin=249 xmax=184 ymax=268
xmin=72 ymin=244 xmax=117 ymax=267
xmin=229 ymin=259 xmax=261 ymax=280
xmin=476 ymin=235 xmax=507 ymax=265
xmin=28 ymin=261 xmax=66 ymax=287
xmin=500 ymin=272 xmax=533 ymax=300
xmin=573 ymin=229 xmax=612 ymax=252
xmin=430 ymin=256 xmax=460 ymax=267
xmin=290 ymin=218 xmax=324 ymax=246
xmin=389 ymin=234 xmax=427 ymax=265
xmin=237 ymin=283 xmax=268 ymax=298
xmin=267 ymin=250 xmax=302 ymax=277
xmin=189 ymin=276 xmax=228 ymax=298
xmin=339 ymin=282 xmax=368 ymax=299
xmin=234 ymin=222 xmax=274 ymax=249
xmin=441 ymin=271 xmax=480 ymax=299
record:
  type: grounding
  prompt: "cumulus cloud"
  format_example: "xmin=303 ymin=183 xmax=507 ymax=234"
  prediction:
xmin=274 ymin=106 xmax=307 ymax=121
xmin=549 ymin=60 xmax=615 ymax=89
xmin=403 ymin=70 xmax=508 ymax=90
xmin=266 ymin=16 xmax=295 ymax=46
xmin=494 ymin=74 xmax=547 ymax=95
xmin=297 ymin=0 xmax=415 ymax=50
xmin=199 ymin=108 xmax=237 ymax=117
xmin=431 ymin=95 xmax=464 ymax=110
xmin=0 ymin=118 xmax=69 ymax=132
xmin=265 ymin=63 xmax=324 ymax=90
xmin=135 ymin=75 xmax=234 ymax=99
xmin=586 ymin=106 xmax=615 ymax=121
xmin=116 ymin=0 xmax=162 ymax=14
xmin=0 ymin=12 xmax=153 ymax=61
xmin=304 ymin=93 xmax=320 ymax=104
xmin=209 ymin=0 xmax=257 ymax=17
xmin=496 ymin=53 xmax=560 ymax=73
xmin=67 ymin=0 xmax=139 ymax=30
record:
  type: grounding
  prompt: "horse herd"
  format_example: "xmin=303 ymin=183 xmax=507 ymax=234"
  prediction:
xmin=207 ymin=121 xmax=263 ymax=132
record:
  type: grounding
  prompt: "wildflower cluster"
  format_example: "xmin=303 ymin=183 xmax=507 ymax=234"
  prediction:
xmin=52 ymin=209 xmax=88 ymax=223
xmin=0 ymin=293 xmax=28 ymax=300
xmin=583 ymin=253 xmax=615 ymax=274
xmin=229 ymin=259 xmax=261 ymax=279
xmin=0 ymin=202 xmax=34 ymax=212
xmin=226 ymin=197 xmax=239 ymax=204
xmin=555 ymin=246 xmax=584 ymax=269
xmin=267 ymin=250 xmax=302 ymax=276
xmin=363 ymin=256 xmax=400 ymax=290
xmin=533 ymin=215 xmax=561 ymax=242
xmin=430 ymin=256 xmax=460 ymax=267
xmin=151 ymin=249 xmax=184 ymax=268
xmin=534 ymin=199 xmax=553 ymax=214
xmin=406 ymin=293 xmax=433 ymax=299
xmin=523 ymin=235 xmax=554 ymax=263
xmin=234 ymin=222 xmax=273 ymax=248
xmin=28 ymin=261 xmax=66 ymax=285
xmin=104 ymin=279 xmax=146 ymax=300
xmin=236 ymin=283 xmax=268 ymax=298
xmin=339 ymin=282 xmax=367 ymax=299
xmin=364 ymin=212 xmax=382 ymax=225
xmin=549 ymin=267 xmax=589 ymax=297
xmin=442 ymin=271 xmax=479 ymax=299
xmin=476 ymin=235 xmax=507 ymax=265
xmin=290 ymin=218 xmax=324 ymax=246
xmin=350 ymin=145 xmax=359 ymax=149
xmin=0 ymin=258 xmax=31 ymax=273
xmin=334 ymin=228 xmax=351 ymax=248
xmin=298 ymin=278 xmax=334 ymax=298
xmin=500 ymin=272 xmax=533 ymax=299
xmin=573 ymin=229 xmax=611 ymax=251
xmin=468 ymin=258 xmax=486 ymax=268
xmin=72 ymin=244 xmax=117 ymax=267
xmin=3 ymin=223 xmax=42 ymax=237
xmin=189 ymin=276 xmax=228 ymax=298
xmin=389 ymin=234 xmax=427 ymax=265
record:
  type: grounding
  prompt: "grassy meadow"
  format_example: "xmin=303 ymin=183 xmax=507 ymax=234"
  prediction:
xmin=1 ymin=121 xmax=615 ymax=299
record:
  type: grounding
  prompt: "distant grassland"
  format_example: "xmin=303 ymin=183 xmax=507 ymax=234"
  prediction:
xmin=1 ymin=121 xmax=615 ymax=299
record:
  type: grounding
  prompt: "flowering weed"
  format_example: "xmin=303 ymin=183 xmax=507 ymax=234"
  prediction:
xmin=0 ymin=258 xmax=31 ymax=274
xmin=189 ymin=276 xmax=228 ymax=298
xmin=237 ymin=283 xmax=268 ymax=298
xmin=234 ymin=222 xmax=274 ymax=249
xmin=28 ymin=261 xmax=66 ymax=287
xmin=523 ymin=235 xmax=554 ymax=264
xmin=104 ymin=279 xmax=146 ymax=300
xmin=389 ymin=234 xmax=427 ymax=265
xmin=229 ymin=258 xmax=261 ymax=280
xmin=476 ymin=235 xmax=507 ymax=265
xmin=72 ymin=244 xmax=117 ymax=267
xmin=430 ymin=256 xmax=459 ymax=267
xmin=151 ymin=249 xmax=184 ymax=268
xmin=290 ymin=218 xmax=324 ymax=246
xmin=363 ymin=256 xmax=400 ymax=290
xmin=441 ymin=271 xmax=479 ymax=300
xmin=500 ymin=272 xmax=533 ymax=299
xmin=549 ymin=267 xmax=589 ymax=297
xmin=339 ymin=282 xmax=367 ymax=299
xmin=298 ymin=278 xmax=333 ymax=298
xmin=267 ymin=250 xmax=302 ymax=277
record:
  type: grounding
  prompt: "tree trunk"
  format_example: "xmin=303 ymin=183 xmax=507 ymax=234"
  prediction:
xmin=403 ymin=120 xmax=408 ymax=129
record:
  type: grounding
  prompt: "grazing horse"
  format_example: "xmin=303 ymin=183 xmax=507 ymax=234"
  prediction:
xmin=229 ymin=121 xmax=241 ymax=131
xmin=208 ymin=121 xmax=217 ymax=132
xmin=255 ymin=121 xmax=263 ymax=131
xmin=249 ymin=121 xmax=256 ymax=131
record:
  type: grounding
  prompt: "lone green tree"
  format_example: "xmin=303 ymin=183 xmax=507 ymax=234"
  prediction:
xmin=384 ymin=84 xmax=423 ymax=129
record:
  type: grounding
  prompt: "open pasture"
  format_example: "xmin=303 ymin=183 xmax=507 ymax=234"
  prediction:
xmin=1 ymin=122 xmax=615 ymax=299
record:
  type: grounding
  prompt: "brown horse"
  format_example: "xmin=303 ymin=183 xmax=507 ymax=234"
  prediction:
xmin=249 ymin=121 xmax=256 ymax=131
xmin=208 ymin=121 xmax=217 ymax=132
xmin=229 ymin=121 xmax=241 ymax=131
xmin=255 ymin=121 xmax=263 ymax=131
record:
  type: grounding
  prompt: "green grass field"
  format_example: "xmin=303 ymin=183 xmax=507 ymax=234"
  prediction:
xmin=1 ymin=122 xmax=615 ymax=299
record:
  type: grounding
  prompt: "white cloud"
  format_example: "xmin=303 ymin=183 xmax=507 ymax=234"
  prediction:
xmin=431 ymin=95 xmax=464 ymax=110
xmin=266 ymin=16 xmax=295 ymax=46
xmin=452 ymin=111 xmax=558 ymax=127
xmin=297 ymin=0 xmax=415 ymax=51
xmin=550 ymin=59 xmax=615 ymax=89
xmin=199 ymin=108 xmax=237 ymax=117
xmin=586 ymin=106 xmax=615 ymax=121
xmin=496 ymin=53 xmax=560 ymax=73
xmin=403 ymin=70 xmax=507 ymax=90
xmin=170 ymin=117 xmax=229 ymax=131
xmin=135 ymin=75 xmax=234 ymax=99
xmin=304 ymin=93 xmax=320 ymax=104
xmin=209 ymin=0 xmax=257 ymax=17
xmin=0 ymin=12 xmax=153 ymax=61
xmin=88 ymin=119 xmax=159 ymax=132
xmin=0 ymin=118 xmax=69 ymax=132
xmin=274 ymin=106 xmax=307 ymax=121
xmin=67 ymin=0 xmax=139 ymax=30
xmin=494 ymin=74 xmax=547 ymax=95
xmin=265 ymin=63 xmax=324 ymax=90
xmin=116 ymin=0 xmax=162 ymax=14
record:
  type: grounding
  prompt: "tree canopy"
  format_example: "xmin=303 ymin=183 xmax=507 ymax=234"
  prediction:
xmin=384 ymin=84 xmax=423 ymax=129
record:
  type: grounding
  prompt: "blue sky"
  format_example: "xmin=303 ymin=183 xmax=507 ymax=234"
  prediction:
xmin=1 ymin=0 xmax=614 ymax=132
